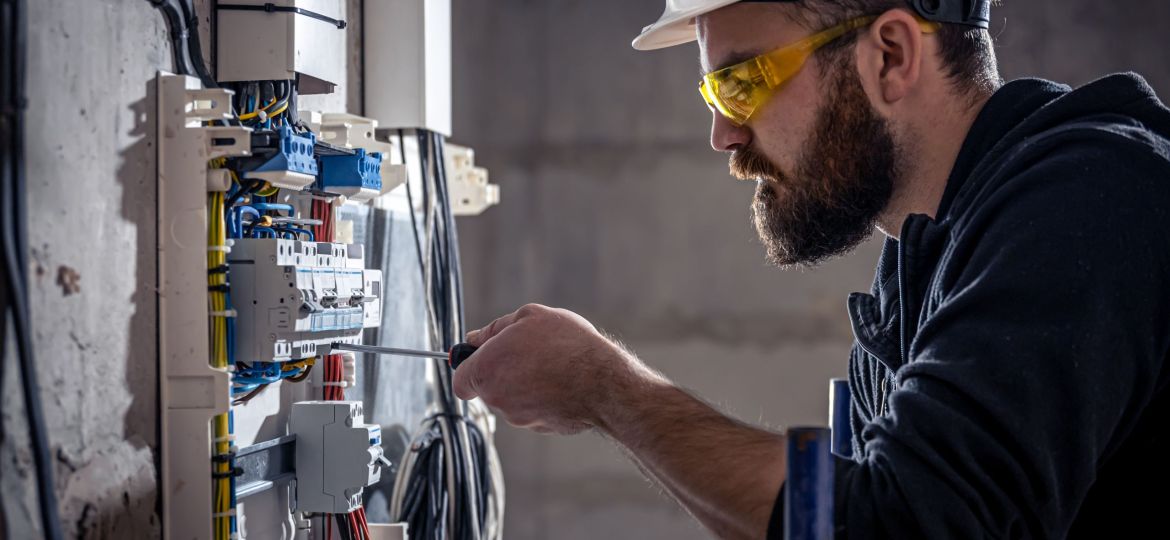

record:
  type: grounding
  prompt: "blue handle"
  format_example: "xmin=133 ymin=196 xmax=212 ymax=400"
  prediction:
xmin=785 ymin=426 xmax=833 ymax=540
xmin=830 ymin=379 xmax=853 ymax=459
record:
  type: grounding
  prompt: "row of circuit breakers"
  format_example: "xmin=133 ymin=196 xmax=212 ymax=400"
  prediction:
xmin=231 ymin=238 xmax=382 ymax=362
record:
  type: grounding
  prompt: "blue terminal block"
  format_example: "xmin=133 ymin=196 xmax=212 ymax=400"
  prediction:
xmin=243 ymin=125 xmax=319 ymax=190
xmin=317 ymin=148 xmax=383 ymax=202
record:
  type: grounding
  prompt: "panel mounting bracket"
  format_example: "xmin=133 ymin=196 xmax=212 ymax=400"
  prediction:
xmin=157 ymin=73 xmax=251 ymax=540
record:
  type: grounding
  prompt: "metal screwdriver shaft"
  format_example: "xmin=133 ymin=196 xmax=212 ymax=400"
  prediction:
xmin=331 ymin=342 xmax=448 ymax=359
xmin=330 ymin=342 xmax=479 ymax=370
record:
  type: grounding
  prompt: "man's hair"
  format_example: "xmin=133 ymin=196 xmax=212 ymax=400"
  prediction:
xmin=786 ymin=0 xmax=1002 ymax=99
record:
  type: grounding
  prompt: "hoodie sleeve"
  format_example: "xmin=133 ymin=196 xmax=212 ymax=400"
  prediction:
xmin=834 ymin=138 xmax=1170 ymax=539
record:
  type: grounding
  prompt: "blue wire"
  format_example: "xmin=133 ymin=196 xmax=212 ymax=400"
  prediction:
xmin=230 ymin=206 xmax=259 ymax=239
xmin=281 ymin=227 xmax=314 ymax=242
xmin=251 ymin=203 xmax=294 ymax=214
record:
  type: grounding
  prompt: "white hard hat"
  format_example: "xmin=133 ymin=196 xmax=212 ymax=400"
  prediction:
xmin=631 ymin=0 xmax=743 ymax=51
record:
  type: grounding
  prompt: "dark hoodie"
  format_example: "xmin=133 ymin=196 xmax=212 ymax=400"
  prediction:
xmin=770 ymin=73 xmax=1170 ymax=539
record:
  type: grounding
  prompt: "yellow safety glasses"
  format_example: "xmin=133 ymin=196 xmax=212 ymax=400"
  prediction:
xmin=699 ymin=16 xmax=939 ymax=126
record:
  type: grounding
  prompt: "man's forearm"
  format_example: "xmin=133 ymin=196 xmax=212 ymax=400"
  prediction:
xmin=592 ymin=358 xmax=787 ymax=540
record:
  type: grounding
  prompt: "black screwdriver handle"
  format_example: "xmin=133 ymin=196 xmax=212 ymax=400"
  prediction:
xmin=448 ymin=343 xmax=478 ymax=370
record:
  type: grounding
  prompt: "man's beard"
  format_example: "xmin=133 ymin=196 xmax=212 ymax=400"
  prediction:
xmin=732 ymin=63 xmax=899 ymax=267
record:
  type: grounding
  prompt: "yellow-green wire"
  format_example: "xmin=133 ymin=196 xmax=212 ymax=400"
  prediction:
xmin=208 ymin=190 xmax=232 ymax=539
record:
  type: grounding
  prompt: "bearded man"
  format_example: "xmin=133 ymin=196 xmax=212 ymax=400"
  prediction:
xmin=452 ymin=1 xmax=1170 ymax=538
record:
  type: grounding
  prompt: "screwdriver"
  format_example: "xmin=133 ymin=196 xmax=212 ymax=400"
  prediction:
xmin=330 ymin=342 xmax=479 ymax=370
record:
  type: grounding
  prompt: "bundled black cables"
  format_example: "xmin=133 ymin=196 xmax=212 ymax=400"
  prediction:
xmin=146 ymin=0 xmax=216 ymax=88
xmin=390 ymin=130 xmax=496 ymax=540
xmin=0 ymin=0 xmax=64 ymax=537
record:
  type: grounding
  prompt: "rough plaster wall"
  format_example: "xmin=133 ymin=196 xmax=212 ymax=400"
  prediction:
xmin=1 ymin=0 xmax=168 ymax=537
xmin=450 ymin=1 xmax=1170 ymax=539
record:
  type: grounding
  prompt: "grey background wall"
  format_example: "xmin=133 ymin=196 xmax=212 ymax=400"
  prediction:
xmin=1 ymin=0 xmax=1168 ymax=538
xmin=449 ymin=2 xmax=1170 ymax=539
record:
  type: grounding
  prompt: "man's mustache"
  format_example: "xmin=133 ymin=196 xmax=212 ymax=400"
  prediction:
xmin=730 ymin=147 xmax=781 ymax=182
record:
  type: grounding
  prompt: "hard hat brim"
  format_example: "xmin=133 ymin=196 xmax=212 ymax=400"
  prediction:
xmin=631 ymin=0 xmax=742 ymax=51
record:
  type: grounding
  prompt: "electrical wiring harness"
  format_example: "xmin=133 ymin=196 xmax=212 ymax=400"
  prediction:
xmin=387 ymin=130 xmax=505 ymax=540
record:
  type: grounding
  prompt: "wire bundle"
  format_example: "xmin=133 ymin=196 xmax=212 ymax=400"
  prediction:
xmin=231 ymin=358 xmax=314 ymax=405
xmin=232 ymin=80 xmax=296 ymax=129
xmin=312 ymin=197 xmax=335 ymax=243
xmin=388 ymin=130 xmax=503 ymax=540
xmin=145 ymin=0 xmax=216 ymax=88
xmin=322 ymin=353 xmax=373 ymax=540
xmin=207 ymin=191 xmax=239 ymax=540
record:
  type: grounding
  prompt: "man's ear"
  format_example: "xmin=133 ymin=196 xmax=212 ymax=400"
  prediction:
xmin=854 ymin=9 xmax=926 ymax=111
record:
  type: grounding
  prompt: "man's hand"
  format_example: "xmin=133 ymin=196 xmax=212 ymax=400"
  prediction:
xmin=453 ymin=303 xmax=787 ymax=540
xmin=453 ymin=303 xmax=659 ymax=435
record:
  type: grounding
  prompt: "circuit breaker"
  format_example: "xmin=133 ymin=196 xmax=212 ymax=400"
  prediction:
xmin=228 ymin=238 xmax=382 ymax=362
xmin=290 ymin=401 xmax=384 ymax=513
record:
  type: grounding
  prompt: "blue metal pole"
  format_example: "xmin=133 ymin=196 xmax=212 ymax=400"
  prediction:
xmin=785 ymin=426 xmax=833 ymax=540
xmin=830 ymin=379 xmax=853 ymax=459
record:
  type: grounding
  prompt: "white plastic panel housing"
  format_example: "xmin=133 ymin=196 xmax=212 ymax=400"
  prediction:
xmin=363 ymin=0 xmax=452 ymax=135
xmin=228 ymin=239 xmax=382 ymax=362
xmin=290 ymin=401 xmax=384 ymax=513
xmin=216 ymin=0 xmax=346 ymax=94
xmin=157 ymin=74 xmax=249 ymax=540
xmin=445 ymin=144 xmax=499 ymax=216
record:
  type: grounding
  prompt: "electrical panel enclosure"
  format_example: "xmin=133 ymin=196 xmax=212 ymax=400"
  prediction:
xmin=216 ymin=0 xmax=346 ymax=94
xmin=363 ymin=0 xmax=452 ymax=134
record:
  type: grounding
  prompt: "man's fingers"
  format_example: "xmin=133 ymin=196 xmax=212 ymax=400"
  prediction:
xmin=452 ymin=352 xmax=482 ymax=400
xmin=465 ymin=303 xmax=546 ymax=346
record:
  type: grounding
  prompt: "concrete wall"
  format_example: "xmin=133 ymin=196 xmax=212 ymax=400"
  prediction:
xmin=449 ymin=1 xmax=1170 ymax=539
xmin=1 ymin=1 xmax=168 ymax=537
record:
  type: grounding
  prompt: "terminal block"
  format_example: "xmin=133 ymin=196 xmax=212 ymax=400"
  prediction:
xmin=290 ymin=401 xmax=384 ymax=514
xmin=228 ymin=238 xmax=382 ymax=362
xmin=318 ymin=148 xmax=383 ymax=202
xmin=237 ymin=125 xmax=319 ymax=190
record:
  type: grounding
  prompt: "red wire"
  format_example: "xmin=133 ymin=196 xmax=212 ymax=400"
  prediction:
xmin=359 ymin=508 xmax=370 ymax=539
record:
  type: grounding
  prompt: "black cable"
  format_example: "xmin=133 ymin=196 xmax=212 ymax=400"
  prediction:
xmin=436 ymin=132 xmax=492 ymax=536
xmin=148 ymin=0 xmax=193 ymax=75
xmin=398 ymin=130 xmax=428 ymax=295
xmin=146 ymin=0 xmax=216 ymax=88
xmin=225 ymin=178 xmax=262 ymax=209
xmin=177 ymin=0 xmax=217 ymax=88
xmin=1 ymin=0 xmax=63 ymax=536
xmin=427 ymin=132 xmax=475 ymax=538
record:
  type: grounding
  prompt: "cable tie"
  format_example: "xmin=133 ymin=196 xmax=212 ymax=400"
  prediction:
xmin=211 ymin=466 xmax=245 ymax=479
xmin=208 ymin=284 xmax=231 ymax=293
xmin=208 ymin=245 xmax=233 ymax=253
xmin=208 ymin=265 xmax=230 ymax=275
xmin=212 ymin=510 xmax=237 ymax=518
xmin=213 ymin=434 xmax=236 ymax=443
xmin=209 ymin=309 xmax=238 ymax=318
xmin=322 ymin=381 xmax=347 ymax=387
